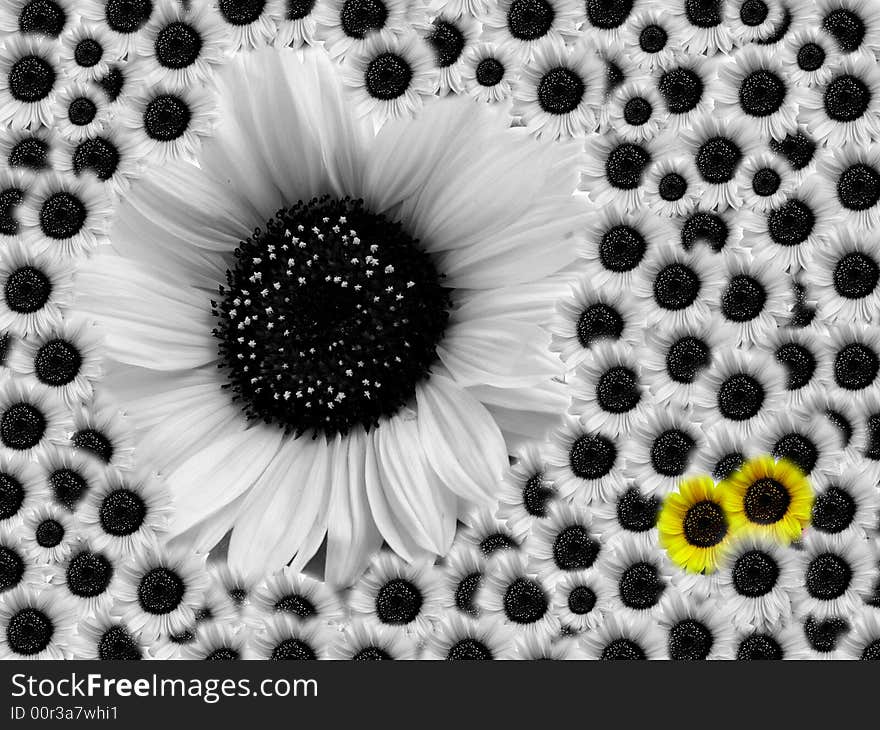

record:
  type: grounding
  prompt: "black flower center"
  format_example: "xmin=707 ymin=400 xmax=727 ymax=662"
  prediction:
xmin=34 ymin=339 xmax=82 ymax=387
xmin=718 ymin=374 xmax=765 ymax=421
xmin=552 ymin=525 xmax=600 ymax=571
xmin=713 ymin=452 xmax=745 ymax=480
xmin=653 ymin=263 xmax=700 ymax=311
xmin=8 ymin=54 xmax=55 ymax=102
xmin=752 ymin=167 xmax=781 ymax=197
xmin=623 ymin=96 xmax=652 ymax=126
xmin=143 ymin=94 xmax=191 ymax=142
xmin=0 ymin=187 xmax=24 ymax=235
xmin=454 ymin=572 xmax=481 ymax=617
xmin=0 ymin=545 xmax=25 ymax=592
xmin=805 ymin=553 xmax=852 ymax=600
xmin=739 ymin=70 xmax=785 ymax=117
xmin=823 ymin=9 xmax=865 ymax=52
xmin=668 ymin=619 xmax=713 ymax=660
xmin=447 ymin=638 xmax=493 ymax=660
xmin=732 ymin=549 xmax=779 ymax=596
xmin=619 ymin=561 xmax=664 ymax=610
xmin=214 ymin=197 xmax=448 ymax=436
xmin=4 ymin=266 xmax=51 ymax=314
xmin=770 ymin=131 xmax=815 ymax=170
xmin=772 ymin=433 xmax=817 ymax=475
xmin=205 ymin=647 xmax=239 ymax=660
xmin=861 ymin=641 xmax=880 ymax=660
xmin=685 ymin=0 xmax=722 ymax=27
xmin=569 ymin=433 xmax=616 ymax=479
xmin=18 ymin=0 xmax=66 ymax=37
xmin=218 ymin=0 xmax=265 ymax=26
xmin=49 ymin=468 xmax=88 ymax=510
xmin=35 ymin=519 xmax=64 ymax=548
xmin=797 ymin=42 xmax=825 ymax=72
xmin=105 ymin=0 xmax=153 ymax=32
xmin=507 ymin=0 xmax=554 ymax=40
xmin=836 ymin=163 xmax=880 ymax=211
xmin=658 ymin=67 xmax=703 ymax=114
xmin=479 ymin=532 xmax=517 ymax=557
xmin=73 ymin=136 xmax=121 ymax=181
xmin=833 ymin=251 xmax=879 ymax=298
xmin=599 ymin=225 xmax=646 ymax=273
xmin=6 ymin=608 xmax=53 ymax=656
xmin=365 ymin=53 xmax=412 ymax=100
xmin=587 ymin=0 xmax=633 ymax=27
xmin=537 ymin=67 xmax=585 ymax=115
xmin=502 ymin=577 xmax=548 ymax=624
xmin=576 ymin=302 xmax=623 ymax=346
xmin=865 ymin=413 xmax=880 ymax=460
xmin=40 ymin=191 xmax=86 ymax=240
xmin=596 ymin=366 xmax=641 ymax=414
xmin=605 ymin=143 xmax=650 ymax=190
xmin=659 ymin=172 xmax=687 ymax=201
xmin=427 ymin=21 xmax=464 ymax=68
xmin=0 ymin=473 xmax=24 ymax=521
xmin=66 ymin=551 xmax=113 ymax=598
xmin=696 ymin=136 xmax=742 ymax=184
xmin=681 ymin=211 xmax=728 ymax=251
xmin=67 ymin=97 xmax=97 ymax=127
xmin=811 ymin=485 xmax=856 ymax=534
xmin=825 ymin=409 xmax=853 ymax=446
xmin=568 ymin=585 xmax=597 ymax=615
xmin=616 ymin=486 xmax=661 ymax=532
xmin=0 ymin=403 xmax=46 ymax=451
xmin=824 ymin=74 xmax=871 ymax=122
xmin=352 ymin=646 xmax=391 ymax=660
xmin=72 ymin=429 xmax=114 ymax=463
xmin=834 ymin=342 xmax=879 ymax=390
xmin=475 ymin=57 xmax=504 ymax=86
xmin=375 ymin=578 xmax=423 ymax=625
xmin=98 ymin=66 xmax=125 ymax=101
xmin=740 ymin=0 xmax=768 ymax=25
xmin=666 ymin=335 xmax=711 ymax=384
xmin=271 ymin=638 xmax=316 ymax=660
xmin=155 ymin=21 xmax=203 ymax=70
xmin=721 ymin=274 xmax=767 ymax=323
xmin=639 ymin=24 xmax=667 ymax=53
xmin=74 ymin=38 xmax=103 ymax=68
xmin=340 ymin=0 xmax=387 ymax=38
xmin=601 ymin=638 xmax=646 ymax=660
xmin=775 ymin=342 xmax=816 ymax=391
xmin=767 ymin=199 xmax=815 ymax=246
xmin=736 ymin=633 xmax=783 ymax=660
xmin=99 ymin=489 xmax=147 ymax=536
xmin=138 ymin=567 xmax=185 ymax=615
xmin=98 ymin=625 xmax=142 ymax=660
xmin=804 ymin=616 xmax=848 ymax=653
xmin=650 ymin=429 xmax=695 ymax=476
xmin=286 ymin=0 xmax=316 ymax=20
xmin=521 ymin=473 xmax=553 ymax=518
xmin=743 ymin=477 xmax=791 ymax=524
xmin=683 ymin=500 xmax=728 ymax=548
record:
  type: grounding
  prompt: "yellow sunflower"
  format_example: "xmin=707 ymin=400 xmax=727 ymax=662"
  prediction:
xmin=658 ymin=475 xmax=731 ymax=574
xmin=719 ymin=455 xmax=813 ymax=544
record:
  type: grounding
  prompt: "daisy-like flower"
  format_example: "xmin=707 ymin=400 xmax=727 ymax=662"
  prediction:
xmin=726 ymin=0 xmax=787 ymax=45
xmin=633 ymin=243 xmax=723 ymax=330
xmin=133 ymin=0 xmax=230 ymax=90
xmin=581 ymin=132 xmax=656 ymax=211
xmin=597 ymin=533 xmax=672 ymax=618
xmin=0 ymin=586 xmax=79 ymax=660
xmin=605 ymin=80 xmax=667 ymax=143
xmin=0 ymin=241 xmax=73 ymax=338
xmin=737 ymin=151 xmax=796 ymax=214
xmin=19 ymin=501 xmax=78 ymax=564
xmin=78 ymin=48 xmax=582 ymax=585
xmin=644 ymin=154 xmax=702 ymax=218
xmin=622 ymin=6 xmax=686 ymax=72
xmin=545 ymin=416 xmax=626 ymax=504
xmin=77 ymin=613 xmax=147 ymax=660
xmin=717 ymin=533 xmax=800 ymax=630
xmin=114 ymin=547 xmax=210 ymax=639
xmin=460 ymin=41 xmax=520 ymax=103
xmin=627 ymin=401 xmax=703 ymax=497
xmin=658 ymin=591 xmax=734 ymax=660
xmin=672 ymin=0 xmax=736 ymax=54
xmin=457 ymin=508 xmax=526 ymax=559
xmin=679 ymin=206 xmax=744 ymax=254
xmin=0 ymin=132 xmax=54 ymax=176
xmin=59 ymin=128 xmax=143 ymax=197
xmin=416 ymin=11 xmax=479 ymax=95
xmin=206 ymin=562 xmax=255 ymax=616
xmin=38 ymin=444 xmax=108 ymax=514
xmin=549 ymin=277 xmax=643 ymax=368
xmin=783 ymin=27 xmax=838 ymax=88
xmin=591 ymin=482 xmax=661 ymax=541
xmin=49 ymin=543 xmax=121 ymax=615
xmin=269 ymin=0 xmax=321 ymax=48
xmin=349 ymin=552 xmax=443 ymax=637
xmin=54 ymin=82 xmax=109 ymax=143
xmin=19 ymin=171 xmax=113 ymax=260
xmin=812 ymin=233 xmax=880 ymax=324
xmin=69 ymin=393 xmax=135 ymax=470
xmin=440 ymin=543 xmax=485 ymax=618
xmin=330 ymin=617 xmax=418 ymax=659
xmin=81 ymin=0 xmax=156 ymax=54
xmin=315 ymin=0 xmax=410 ymax=59
xmin=712 ymin=249 xmax=792 ymax=347
xmin=842 ymin=609 xmax=880 ymax=660
xmin=720 ymin=454 xmax=813 ymax=544
xmin=495 ymin=443 xmax=556 ymax=535
xmin=118 ymin=82 xmax=216 ymax=164
xmin=58 ymin=20 xmax=126 ymax=82
xmin=0 ymin=0 xmax=73 ymax=38
xmin=652 ymin=52 xmax=716 ymax=132
xmin=809 ymin=461 xmax=880 ymax=540
xmin=481 ymin=550 xmax=559 ymax=636
xmin=0 ymin=34 xmax=61 ymax=129
xmin=526 ymin=501 xmax=601 ymax=580
xmin=769 ymin=128 xmax=824 ymax=184
xmin=0 ymin=379 xmax=70 ymax=460
xmin=658 ymin=475 xmax=731 ymax=575
xmin=513 ymin=38 xmax=604 ymax=140
xmin=181 ymin=621 xmax=254 ymax=660
xmin=766 ymin=326 xmax=826 ymax=408
xmin=567 ymin=340 xmax=650 ymax=435
xmin=0 ymin=453 xmax=45 ymax=530
xmin=9 ymin=318 xmax=103 ymax=406
xmin=756 ymin=410 xmax=847 ymax=481
xmin=482 ymin=0 xmax=580 ymax=50
xmin=425 ymin=612 xmax=515 ymax=660
xmin=252 ymin=614 xmax=335 ymax=660
xmin=551 ymin=570 xmax=610 ymax=633
xmin=0 ymin=529 xmax=45 ymax=595
xmin=248 ymin=567 xmax=344 ymax=624
xmin=823 ymin=323 xmax=880 ymax=397
xmin=802 ymin=614 xmax=852 ymax=659
xmin=817 ymin=0 xmax=880 ymax=56
xmin=819 ymin=144 xmax=880 ymax=232
xmin=794 ymin=532 xmax=874 ymax=619
xmin=77 ymin=467 xmax=171 ymax=559
xmin=581 ymin=611 xmax=665 ymax=660
xmin=734 ymin=623 xmax=811 ymax=660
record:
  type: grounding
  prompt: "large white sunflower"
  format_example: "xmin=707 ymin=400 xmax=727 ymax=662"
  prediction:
xmin=77 ymin=47 xmax=582 ymax=587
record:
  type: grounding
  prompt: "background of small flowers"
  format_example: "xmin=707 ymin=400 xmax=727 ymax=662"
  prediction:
xmin=1 ymin=0 xmax=880 ymax=660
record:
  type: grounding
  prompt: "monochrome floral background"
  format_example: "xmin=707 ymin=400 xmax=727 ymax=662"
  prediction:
xmin=1 ymin=0 xmax=879 ymax=661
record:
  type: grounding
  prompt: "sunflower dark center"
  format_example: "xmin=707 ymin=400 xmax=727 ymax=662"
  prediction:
xmin=824 ymin=74 xmax=870 ymax=122
xmin=587 ymin=0 xmax=633 ymax=27
xmin=713 ymin=452 xmax=745 ymax=480
xmin=639 ymin=24 xmax=667 ymax=53
xmin=446 ymin=638 xmax=493 ymax=660
xmin=823 ymin=9 xmax=865 ymax=52
xmin=218 ymin=0 xmax=265 ymax=26
xmin=658 ymin=67 xmax=703 ymax=114
xmin=72 ymin=428 xmax=114 ymax=463
xmin=479 ymin=532 xmax=517 ymax=556
xmin=837 ymin=164 xmax=880 ymax=211
xmin=834 ymin=342 xmax=879 ymax=390
xmin=767 ymin=199 xmax=816 ymax=246
xmin=811 ymin=485 xmax=856 ymax=534
xmin=73 ymin=136 xmax=121 ymax=181
xmin=4 ymin=266 xmax=50 ymax=314
xmin=596 ymin=366 xmax=641 ymax=414
xmin=601 ymin=638 xmax=646 ymax=660
xmin=772 ymin=433 xmax=817 ymax=475
xmin=721 ymin=275 xmax=767 ymax=323
xmin=271 ymin=638 xmax=316 ymax=660
xmin=681 ymin=211 xmax=728 ymax=251
xmin=286 ymin=0 xmax=316 ymax=19
xmin=576 ymin=302 xmax=623 ymax=346
xmin=143 ymin=94 xmax=191 ymax=142
xmin=18 ymin=0 xmax=66 ymax=36
xmin=522 ymin=473 xmax=553 ymax=518
xmin=752 ymin=167 xmax=781 ymax=197
xmin=736 ymin=633 xmax=783 ymax=660
xmin=650 ymin=429 xmax=695 ymax=476
xmin=104 ymin=0 xmax=152 ymax=32
xmin=653 ymin=263 xmax=700 ymax=310
xmin=507 ymin=0 xmax=554 ymax=40
xmin=66 ymin=551 xmax=113 ymax=598
xmin=569 ymin=433 xmax=616 ymax=479
xmin=804 ymin=616 xmax=849 ymax=653
xmin=97 ymin=625 xmax=142 ymax=660
xmin=6 ymin=608 xmax=53 ymax=656
xmin=834 ymin=251 xmax=879 ymax=298
xmin=825 ymin=409 xmax=853 ymax=446
xmin=616 ymin=487 xmax=660 ymax=532
xmin=599 ymin=224 xmax=646 ymax=273
xmin=35 ymin=518 xmax=63 ymax=548
xmin=695 ymin=137 xmax=742 ymax=184
xmin=568 ymin=585 xmax=597 ymax=614
xmin=98 ymin=66 xmax=125 ymax=101
xmin=552 ymin=524 xmax=600 ymax=571
xmin=666 ymin=335 xmax=711 ymax=384
xmin=537 ymin=67 xmax=585 ymax=115
xmin=40 ymin=191 xmax=87 ymax=240
xmin=739 ymin=70 xmax=785 ymax=117
xmin=619 ymin=561 xmax=664 ymax=610
xmin=476 ymin=57 xmax=504 ymax=86
xmin=805 ymin=553 xmax=852 ymax=600
xmin=33 ymin=338 xmax=82 ymax=387
xmin=8 ymin=54 xmax=56 ymax=102
xmin=0 ymin=187 xmax=24 ymax=235
xmin=797 ymin=42 xmax=825 ymax=71
xmin=502 ymin=577 xmax=548 ymax=624
xmin=74 ymin=38 xmax=103 ymax=67
xmin=605 ymin=143 xmax=650 ymax=190
xmin=865 ymin=414 xmax=880 ymax=460
xmin=740 ymin=0 xmax=768 ymax=25
xmin=427 ymin=21 xmax=465 ymax=68
xmin=623 ymin=97 xmax=652 ymax=126
xmin=659 ymin=172 xmax=686 ymax=201
xmin=861 ymin=641 xmax=880 ymax=660
xmin=364 ymin=53 xmax=412 ymax=100
xmin=205 ymin=647 xmax=239 ymax=660
xmin=0 ymin=545 xmax=25 ymax=592
xmin=67 ymin=97 xmax=97 ymax=127
xmin=214 ymin=197 xmax=448 ymax=436
xmin=685 ymin=0 xmax=722 ymax=27
xmin=375 ymin=578 xmax=423 ymax=625
xmin=0 ymin=473 xmax=24 ymax=521
xmin=0 ymin=402 xmax=46 ymax=451
xmin=683 ymin=500 xmax=727 ymax=548
xmin=138 ymin=567 xmax=185 ymax=615
xmin=352 ymin=646 xmax=391 ymax=660
xmin=454 ymin=572 xmax=481 ymax=616
xmin=770 ymin=131 xmax=816 ymax=170
xmin=99 ymin=488 xmax=147 ymax=536
xmin=155 ymin=21 xmax=203 ymax=69
xmin=668 ymin=619 xmax=713 ymax=660
xmin=340 ymin=0 xmax=387 ymax=38
xmin=732 ymin=549 xmax=779 ymax=596
xmin=743 ymin=477 xmax=791 ymax=524
xmin=49 ymin=468 xmax=88 ymax=510
xmin=775 ymin=342 xmax=816 ymax=391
